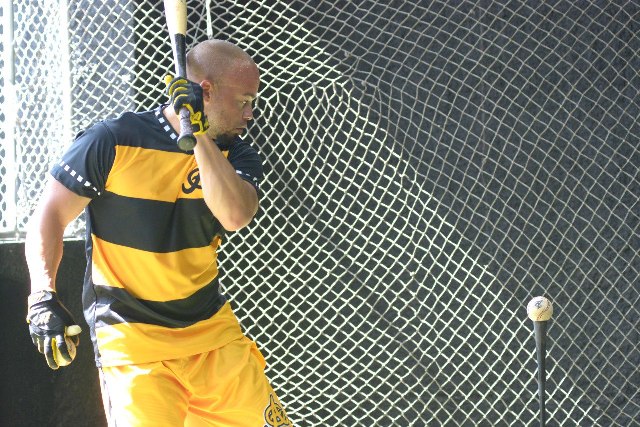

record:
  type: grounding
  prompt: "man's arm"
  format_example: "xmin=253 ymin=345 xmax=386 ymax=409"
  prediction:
xmin=25 ymin=177 xmax=91 ymax=293
xmin=24 ymin=177 xmax=91 ymax=369
xmin=193 ymin=134 xmax=259 ymax=232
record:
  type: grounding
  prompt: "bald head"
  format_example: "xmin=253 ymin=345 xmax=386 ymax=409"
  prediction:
xmin=186 ymin=39 xmax=257 ymax=84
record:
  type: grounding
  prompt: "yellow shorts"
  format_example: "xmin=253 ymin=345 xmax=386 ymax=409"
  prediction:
xmin=99 ymin=336 xmax=291 ymax=427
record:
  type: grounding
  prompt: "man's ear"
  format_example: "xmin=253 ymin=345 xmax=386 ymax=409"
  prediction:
xmin=200 ymin=80 xmax=212 ymax=102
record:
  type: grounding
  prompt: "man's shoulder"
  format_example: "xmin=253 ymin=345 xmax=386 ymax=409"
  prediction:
xmin=102 ymin=109 xmax=157 ymax=133
xmin=97 ymin=107 xmax=172 ymax=150
xmin=228 ymin=137 xmax=260 ymax=156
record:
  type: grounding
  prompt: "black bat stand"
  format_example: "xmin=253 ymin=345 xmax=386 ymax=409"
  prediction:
xmin=534 ymin=320 xmax=548 ymax=427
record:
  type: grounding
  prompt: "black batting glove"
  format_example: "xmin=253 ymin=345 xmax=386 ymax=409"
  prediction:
xmin=26 ymin=290 xmax=81 ymax=370
xmin=165 ymin=75 xmax=210 ymax=135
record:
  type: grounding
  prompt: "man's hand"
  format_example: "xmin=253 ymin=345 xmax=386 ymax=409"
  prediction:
xmin=26 ymin=290 xmax=81 ymax=370
xmin=165 ymin=75 xmax=209 ymax=135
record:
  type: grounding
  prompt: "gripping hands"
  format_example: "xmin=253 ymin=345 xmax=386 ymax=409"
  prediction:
xmin=165 ymin=75 xmax=209 ymax=135
xmin=27 ymin=290 xmax=81 ymax=370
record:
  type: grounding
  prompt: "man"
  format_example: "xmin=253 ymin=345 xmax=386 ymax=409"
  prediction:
xmin=25 ymin=39 xmax=291 ymax=427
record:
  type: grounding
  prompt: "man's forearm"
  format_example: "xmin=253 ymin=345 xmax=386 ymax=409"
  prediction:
xmin=25 ymin=209 xmax=66 ymax=293
xmin=193 ymin=136 xmax=259 ymax=231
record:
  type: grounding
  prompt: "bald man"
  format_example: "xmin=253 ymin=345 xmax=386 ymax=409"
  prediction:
xmin=25 ymin=39 xmax=291 ymax=426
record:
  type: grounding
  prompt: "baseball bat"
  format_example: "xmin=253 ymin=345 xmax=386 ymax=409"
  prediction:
xmin=164 ymin=0 xmax=197 ymax=151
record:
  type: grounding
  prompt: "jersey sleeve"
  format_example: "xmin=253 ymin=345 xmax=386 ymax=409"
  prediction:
xmin=227 ymin=140 xmax=264 ymax=192
xmin=50 ymin=122 xmax=116 ymax=199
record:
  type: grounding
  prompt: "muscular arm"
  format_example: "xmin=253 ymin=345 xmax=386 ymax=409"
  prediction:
xmin=193 ymin=135 xmax=259 ymax=231
xmin=25 ymin=178 xmax=91 ymax=293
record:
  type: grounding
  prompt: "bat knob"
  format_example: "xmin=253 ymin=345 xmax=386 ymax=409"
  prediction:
xmin=178 ymin=135 xmax=197 ymax=151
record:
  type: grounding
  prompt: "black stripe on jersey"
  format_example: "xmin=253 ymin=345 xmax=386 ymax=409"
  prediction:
xmin=89 ymin=191 xmax=224 ymax=253
xmin=93 ymin=279 xmax=227 ymax=329
xmin=106 ymin=110 xmax=185 ymax=153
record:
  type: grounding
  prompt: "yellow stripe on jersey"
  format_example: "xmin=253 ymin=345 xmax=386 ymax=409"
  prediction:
xmin=106 ymin=145 xmax=202 ymax=201
xmin=105 ymin=145 xmax=229 ymax=202
xmin=96 ymin=302 xmax=244 ymax=367
xmin=91 ymin=234 xmax=221 ymax=301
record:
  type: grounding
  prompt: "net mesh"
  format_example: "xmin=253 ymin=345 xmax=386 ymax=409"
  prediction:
xmin=2 ymin=1 xmax=639 ymax=425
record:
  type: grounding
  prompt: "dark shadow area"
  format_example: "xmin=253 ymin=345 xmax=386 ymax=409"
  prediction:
xmin=0 ymin=241 xmax=106 ymax=427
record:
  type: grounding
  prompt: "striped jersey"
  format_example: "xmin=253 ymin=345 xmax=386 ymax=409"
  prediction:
xmin=50 ymin=105 xmax=263 ymax=367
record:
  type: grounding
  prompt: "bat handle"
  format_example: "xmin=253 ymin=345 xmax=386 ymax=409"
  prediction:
xmin=534 ymin=321 xmax=548 ymax=427
xmin=177 ymin=107 xmax=196 ymax=151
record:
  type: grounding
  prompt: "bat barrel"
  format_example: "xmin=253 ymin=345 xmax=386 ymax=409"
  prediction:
xmin=164 ymin=0 xmax=194 ymax=152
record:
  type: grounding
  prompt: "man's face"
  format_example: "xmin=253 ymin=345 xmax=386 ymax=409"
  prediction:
xmin=204 ymin=62 xmax=260 ymax=145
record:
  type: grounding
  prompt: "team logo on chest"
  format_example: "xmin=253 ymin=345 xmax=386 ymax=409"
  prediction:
xmin=182 ymin=168 xmax=201 ymax=194
xmin=264 ymin=394 xmax=291 ymax=427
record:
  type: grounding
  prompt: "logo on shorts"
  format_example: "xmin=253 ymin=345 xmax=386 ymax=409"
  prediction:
xmin=182 ymin=168 xmax=201 ymax=194
xmin=264 ymin=394 xmax=291 ymax=427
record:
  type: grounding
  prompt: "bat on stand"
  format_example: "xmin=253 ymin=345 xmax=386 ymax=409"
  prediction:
xmin=164 ymin=0 xmax=196 ymax=151
xmin=527 ymin=296 xmax=554 ymax=427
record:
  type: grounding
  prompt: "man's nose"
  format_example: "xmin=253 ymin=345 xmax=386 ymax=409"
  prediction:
xmin=243 ymin=104 xmax=254 ymax=121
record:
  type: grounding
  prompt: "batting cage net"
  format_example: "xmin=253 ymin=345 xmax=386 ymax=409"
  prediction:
xmin=1 ymin=1 xmax=638 ymax=425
